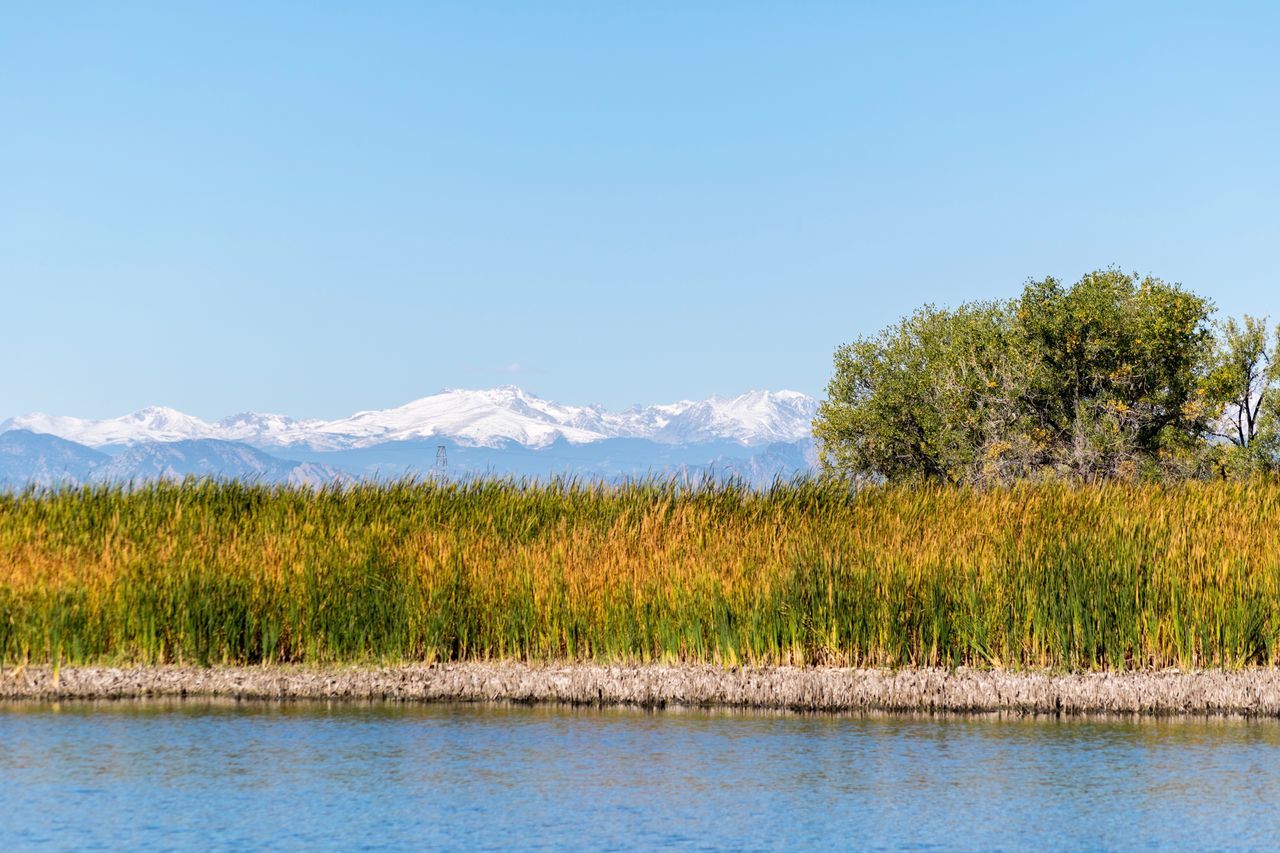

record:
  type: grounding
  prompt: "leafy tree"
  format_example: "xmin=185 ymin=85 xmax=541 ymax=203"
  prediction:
xmin=1203 ymin=315 xmax=1280 ymax=473
xmin=1015 ymin=270 xmax=1214 ymax=474
xmin=816 ymin=269 xmax=1219 ymax=484
xmin=1205 ymin=315 xmax=1280 ymax=447
xmin=814 ymin=301 xmax=1029 ymax=484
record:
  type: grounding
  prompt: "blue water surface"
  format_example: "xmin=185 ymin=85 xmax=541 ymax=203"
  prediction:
xmin=1 ymin=700 xmax=1277 ymax=849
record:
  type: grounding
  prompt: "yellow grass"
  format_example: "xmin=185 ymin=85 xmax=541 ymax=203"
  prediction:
xmin=1 ymin=478 xmax=1278 ymax=670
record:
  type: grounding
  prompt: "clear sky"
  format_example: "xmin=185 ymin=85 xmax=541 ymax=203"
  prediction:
xmin=4 ymin=2 xmax=1278 ymax=420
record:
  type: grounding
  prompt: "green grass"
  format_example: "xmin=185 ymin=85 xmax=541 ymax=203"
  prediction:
xmin=2 ymin=478 xmax=1279 ymax=670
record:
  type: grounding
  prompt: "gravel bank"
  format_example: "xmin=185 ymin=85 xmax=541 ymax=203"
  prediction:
xmin=7 ymin=664 xmax=1280 ymax=716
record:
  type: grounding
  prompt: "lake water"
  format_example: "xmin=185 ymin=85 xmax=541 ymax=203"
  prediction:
xmin=2 ymin=701 xmax=1279 ymax=849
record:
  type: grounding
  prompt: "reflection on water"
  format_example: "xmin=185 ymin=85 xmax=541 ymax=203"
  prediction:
xmin=2 ymin=700 xmax=1279 ymax=848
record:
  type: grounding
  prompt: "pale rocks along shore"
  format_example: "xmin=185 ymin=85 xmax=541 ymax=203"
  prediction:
xmin=6 ymin=664 xmax=1280 ymax=716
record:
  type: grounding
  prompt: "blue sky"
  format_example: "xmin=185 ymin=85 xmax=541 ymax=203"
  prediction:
xmin=4 ymin=3 xmax=1278 ymax=419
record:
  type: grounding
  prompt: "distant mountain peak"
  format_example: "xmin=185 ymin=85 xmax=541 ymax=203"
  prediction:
xmin=1 ymin=387 xmax=818 ymax=451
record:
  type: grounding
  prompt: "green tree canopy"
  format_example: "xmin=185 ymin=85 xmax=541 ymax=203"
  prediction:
xmin=815 ymin=269 xmax=1222 ymax=484
xmin=814 ymin=301 xmax=1025 ymax=484
xmin=1203 ymin=315 xmax=1280 ymax=474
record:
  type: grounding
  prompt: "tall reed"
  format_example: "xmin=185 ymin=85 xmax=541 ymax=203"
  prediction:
xmin=2 ymin=478 xmax=1278 ymax=670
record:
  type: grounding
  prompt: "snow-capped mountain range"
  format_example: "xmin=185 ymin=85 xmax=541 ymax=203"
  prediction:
xmin=1 ymin=387 xmax=818 ymax=451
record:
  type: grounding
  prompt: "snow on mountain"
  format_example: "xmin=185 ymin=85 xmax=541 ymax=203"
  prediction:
xmin=0 ymin=407 xmax=219 ymax=447
xmin=215 ymin=412 xmax=327 ymax=443
xmin=643 ymin=390 xmax=818 ymax=445
xmin=0 ymin=387 xmax=819 ymax=450
xmin=291 ymin=387 xmax=610 ymax=450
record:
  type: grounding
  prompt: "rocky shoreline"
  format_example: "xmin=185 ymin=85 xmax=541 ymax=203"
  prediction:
xmin=6 ymin=663 xmax=1280 ymax=716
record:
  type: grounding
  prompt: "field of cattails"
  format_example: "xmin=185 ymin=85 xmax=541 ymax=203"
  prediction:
xmin=2 ymin=479 xmax=1279 ymax=671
